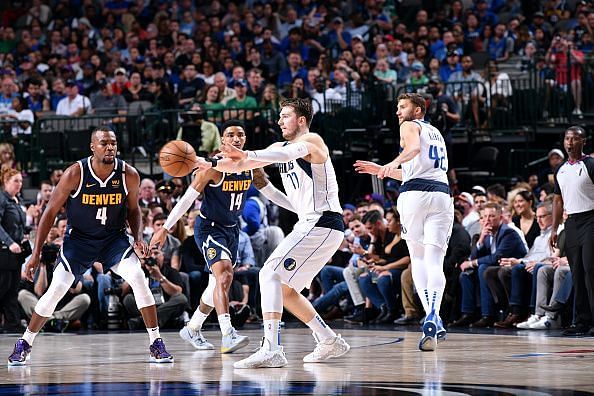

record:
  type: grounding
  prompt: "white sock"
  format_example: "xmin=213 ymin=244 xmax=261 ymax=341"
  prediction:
xmin=22 ymin=328 xmax=37 ymax=345
xmin=264 ymin=319 xmax=280 ymax=350
xmin=218 ymin=313 xmax=232 ymax=336
xmin=147 ymin=326 xmax=160 ymax=344
xmin=188 ymin=308 xmax=210 ymax=332
xmin=306 ymin=314 xmax=337 ymax=342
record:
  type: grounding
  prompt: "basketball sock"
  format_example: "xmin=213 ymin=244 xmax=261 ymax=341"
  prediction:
xmin=306 ymin=314 xmax=337 ymax=343
xmin=147 ymin=326 xmax=160 ymax=344
xmin=408 ymin=241 xmax=430 ymax=315
xmin=424 ymin=244 xmax=447 ymax=318
xmin=218 ymin=314 xmax=232 ymax=336
xmin=263 ymin=319 xmax=281 ymax=350
xmin=188 ymin=308 xmax=209 ymax=332
xmin=22 ymin=328 xmax=37 ymax=346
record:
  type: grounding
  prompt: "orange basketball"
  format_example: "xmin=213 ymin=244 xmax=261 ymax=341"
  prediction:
xmin=159 ymin=140 xmax=197 ymax=177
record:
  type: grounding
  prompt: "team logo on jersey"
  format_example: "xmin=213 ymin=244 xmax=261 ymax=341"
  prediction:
xmin=401 ymin=225 xmax=407 ymax=234
xmin=111 ymin=179 xmax=120 ymax=188
xmin=207 ymin=247 xmax=217 ymax=261
xmin=283 ymin=258 xmax=297 ymax=271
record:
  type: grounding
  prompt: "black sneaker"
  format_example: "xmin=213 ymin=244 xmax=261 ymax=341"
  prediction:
xmin=562 ymin=325 xmax=590 ymax=336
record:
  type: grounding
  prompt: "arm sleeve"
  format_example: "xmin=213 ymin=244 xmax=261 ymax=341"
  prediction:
xmin=246 ymin=142 xmax=309 ymax=163
xmin=163 ymin=187 xmax=200 ymax=230
xmin=553 ymin=164 xmax=563 ymax=195
xmin=585 ymin=157 xmax=594 ymax=185
xmin=259 ymin=183 xmax=295 ymax=213
xmin=241 ymin=200 xmax=261 ymax=236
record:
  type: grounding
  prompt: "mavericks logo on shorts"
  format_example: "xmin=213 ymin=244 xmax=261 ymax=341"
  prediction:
xmin=283 ymin=258 xmax=297 ymax=271
xmin=401 ymin=224 xmax=407 ymax=234
xmin=207 ymin=247 xmax=217 ymax=261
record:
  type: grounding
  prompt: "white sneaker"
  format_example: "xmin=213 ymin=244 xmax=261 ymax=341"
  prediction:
xmin=303 ymin=333 xmax=350 ymax=363
xmin=516 ymin=314 xmax=541 ymax=329
xmin=529 ymin=315 xmax=560 ymax=330
xmin=179 ymin=326 xmax=214 ymax=350
xmin=221 ymin=328 xmax=250 ymax=354
xmin=233 ymin=338 xmax=288 ymax=369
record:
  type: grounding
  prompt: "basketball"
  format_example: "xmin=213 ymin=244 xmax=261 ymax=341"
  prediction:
xmin=159 ymin=140 xmax=196 ymax=177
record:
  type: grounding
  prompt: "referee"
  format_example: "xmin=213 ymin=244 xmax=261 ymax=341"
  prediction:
xmin=551 ymin=126 xmax=594 ymax=336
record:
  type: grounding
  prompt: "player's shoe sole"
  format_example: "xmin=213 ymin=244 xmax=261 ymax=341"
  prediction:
xmin=419 ymin=335 xmax=437 ymax=352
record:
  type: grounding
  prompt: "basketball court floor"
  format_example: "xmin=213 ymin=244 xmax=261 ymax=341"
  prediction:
xmin=0 ymin=325 xmax=592 ymax=395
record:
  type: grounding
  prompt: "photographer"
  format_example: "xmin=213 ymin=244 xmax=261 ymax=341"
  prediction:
xmin=176 ymin=103 xmax=221 ymax=157
xmin=18 ymin=243 xmax=91 ymax=331
xmin=123 ymin=246 xmax=187 ymax=329
xmin=0 ymin=169 xmax=30 ymax=332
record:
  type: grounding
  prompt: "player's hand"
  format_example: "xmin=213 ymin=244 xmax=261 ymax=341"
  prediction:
xmin=9 ymin=242 xmax=22 ymax=254
xmin=377 ymin=163 xmax=399 ymax=179
xmin=549 ymin=231 xmax=558 ymax=250
xmin=24 ymin=256 xmax=39 ymax=282
xmin=220 ymin=143 xmax=247 ymax=161
xmin=353 ymin=160 xmax=381 ymax=176
xmin=195 ymin=157 xmax=213 ymax=171
xmin=133 ymin=240 xmax=150 ymax=259
xmin=150 ymin=228 xmax=168 ymax=250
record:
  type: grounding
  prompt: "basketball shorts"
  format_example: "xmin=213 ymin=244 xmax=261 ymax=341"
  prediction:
xmin=194 ymin=217 xmax=239 ymax=270
xmin=397 ymin=190 xmax=454 ymax=252
xmin=266 ymin=211 xmax=344 ymax=292
xmin=57 ymin=230 xmax=134 ymax=280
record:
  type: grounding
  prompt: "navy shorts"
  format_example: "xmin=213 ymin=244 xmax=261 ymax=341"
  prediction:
xmin=194 ymin=217 xmax=238 ymax=270
xmin=57 ymin=230 xmax=135 ymax=280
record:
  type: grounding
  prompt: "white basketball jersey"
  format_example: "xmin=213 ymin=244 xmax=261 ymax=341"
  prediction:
xmin=401 ymin=120 xmax=449 ymax=184
xmin=277 ymin=146 xmax=342 ymax=221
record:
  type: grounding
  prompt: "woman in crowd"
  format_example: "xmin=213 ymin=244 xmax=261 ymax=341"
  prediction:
xmin=201 ymin=84 xmax=225 ymax=122
xmin=0 ymin=143 xmax=19 ymax=171
xmin=0 ymin=168 xmax=28 ymax=332
xmin=511 ymin=190 xmax=540 ymax=249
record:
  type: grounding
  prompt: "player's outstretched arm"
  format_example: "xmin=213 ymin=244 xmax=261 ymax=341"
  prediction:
xmin=252 ymin=168 xmax=296 ymax=213
xmin=195 ymin=156 xmax=273 ymax=173
xmin=377 ymin=121 xmax=421 ymax=179
xmin=25 ymin=164 xmax=81 ymax=281
xmin=354 ymin=160 xmax=402 ymax=180
xmin=124 ymin=165 xmax=149 ymax=258
xmin=221 ymin=140 xmax=315 ymax=163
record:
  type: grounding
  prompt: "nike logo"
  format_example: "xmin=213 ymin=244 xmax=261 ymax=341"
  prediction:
xmin=86 ymin=183 xmax=96 ymax=188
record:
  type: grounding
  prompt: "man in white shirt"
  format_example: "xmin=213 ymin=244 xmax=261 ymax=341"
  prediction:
xmin=55 ymin=80 xmax=92 ymax=116
xmin=455 ymin=192 xmax=480 ymax=238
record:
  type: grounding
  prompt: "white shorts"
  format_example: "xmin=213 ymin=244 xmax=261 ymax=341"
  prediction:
xmin=397 ymin=190 xmax=454 ymax=252
xmin=264 ymin=220 xmax=344 ymax=292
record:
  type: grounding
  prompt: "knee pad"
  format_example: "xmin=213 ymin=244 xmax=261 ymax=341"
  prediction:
xmin=201 ymin=274 xmax=216 ymax=308
xmin=35 ymin=265 xmax=75 ymax=318
xmin=112 ymin=257 xmax=155 ymax=309
xmin=259 ymin=264 xmax=283 ymax=313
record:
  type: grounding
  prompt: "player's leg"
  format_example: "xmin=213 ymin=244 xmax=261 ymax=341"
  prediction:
xmin=110 ymin=255 xmax=173 ymax=363
xmin=180 ymin=274 xmax=215 ymax=350
xmin=8 ymin=265 xmax=74 ymax=366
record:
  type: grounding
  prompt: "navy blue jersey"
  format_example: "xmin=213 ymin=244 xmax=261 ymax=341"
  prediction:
xmin=199 ymin=170 xmax=253 ymax=227
xmin=66 ymin=157 xmax=128 ymax=239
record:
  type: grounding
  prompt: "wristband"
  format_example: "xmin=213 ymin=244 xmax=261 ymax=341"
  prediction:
xmin=205 ymin=157 xmax=219 ymax=168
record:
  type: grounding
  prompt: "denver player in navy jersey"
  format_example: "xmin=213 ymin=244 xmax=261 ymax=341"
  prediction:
xmin=8 ymin=127 xmax=173 ymax=366
xmin=152 ymin=120 xmax=276 ymax=353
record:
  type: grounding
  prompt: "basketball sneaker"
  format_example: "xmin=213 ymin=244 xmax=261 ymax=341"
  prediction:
xmin=419 ymin=312 xmax=438 ymax=351
xmin=419 ymin=334 xmax=437 ymax=352
xmin=179 ymin=326 xmax=214 ymax=350
xmin=303 ymin=333 xmax=350 ymax=363
xmin=233 ymin=338 xmax=288 ymax=369
xmin=7 ymin=339 xmax=31 ymax=366
xmin=220 ymin=328 xmax=249 ymax=354
xmin=436 ymin=316 xmax=447 ymax=343
xmin=149 ymin=338 xmax=174 ymax=363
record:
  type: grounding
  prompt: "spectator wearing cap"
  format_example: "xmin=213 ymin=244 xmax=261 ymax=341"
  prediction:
xmin=225 ymin=79 xmax=257 ymax=121
xmin=155 ymin=179 xmax=175 ymax=214
xmin=56 ymin=79 xmax=92 ymax=116
xmin=439 ymin=50 xmax=462 ymax=83
xmin=455 ymin=192 xmax=481 ymax=239
xmin=121 ymin=71 xmax=153 ymax=104
xmin=405 ymin=61 xmax=428 ymax=87
xmin=539 ymin=148 xmax=566 ymax=186
xmin=49 ymin=78 xmax=66 ymax=111
xmin=23 ymin=77 xmax=49 ymax=116
xmin=530 ymin=11 xmax=553 ymax=35
xmin=325 ymin=16 xmax=352 ymax=52
xmin=177 ymin=63 xmax=205 ymax=108
xmin=277 ymin=51 xmax=307 ymax=89
xmin=111 ymin=67 xmax=129 ymax=96
xmin=90 ymin=79 xmax=127 ymax=123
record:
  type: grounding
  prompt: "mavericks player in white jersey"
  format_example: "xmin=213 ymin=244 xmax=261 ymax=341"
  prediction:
xmin=355 ymin=93 xmax=454 ymax=351
xmin=195 ymin=98 xmax=350 ymax=368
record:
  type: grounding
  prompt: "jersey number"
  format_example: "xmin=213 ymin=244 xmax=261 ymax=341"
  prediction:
xmin=287 ymin=172 xmax=299 ymax=189
xmin=96 ymin=207 xmax=108 ymax=225
xmin=229 ymin=193 xmax=243 ymax=211
xmin=428 ymin=145 xmax=447 ymax=171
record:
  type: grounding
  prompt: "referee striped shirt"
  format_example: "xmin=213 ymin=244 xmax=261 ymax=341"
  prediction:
xmin=554 ymin=156 xmax=594 ymax=214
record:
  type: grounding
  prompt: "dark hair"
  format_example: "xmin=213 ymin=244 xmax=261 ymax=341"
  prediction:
xmin=566 ymin=125 xmax=586 ymax=137
xmin=362 ymin=209 xmax=383 ymax=224
xmin=13 ymin=95 xmax=28 ymax=110
xmin=486 ymin=183 xmax=506 ymax=199
xmin=483 ymin=202 xmax=502 ymax=214
xmin=40 ymin=179 xmax=52 ymax=187
xmin=397 ymin=93 xmax=426 ymax=115
xmin=279 ymin=98 xmax=313 ymax=126
xmin=514 ymin=190 xmax=535 ymax=205
xmin=153 ymin=213 xmax=167 ymax=223
xmin=91 ymin=126 xmax=116 ymax=141
xmin=221 ymin=119 xmax=246 ymax=135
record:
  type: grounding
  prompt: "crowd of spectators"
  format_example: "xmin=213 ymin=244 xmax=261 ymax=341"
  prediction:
xmin=0 ymin=1 xmax=593 ymax=334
